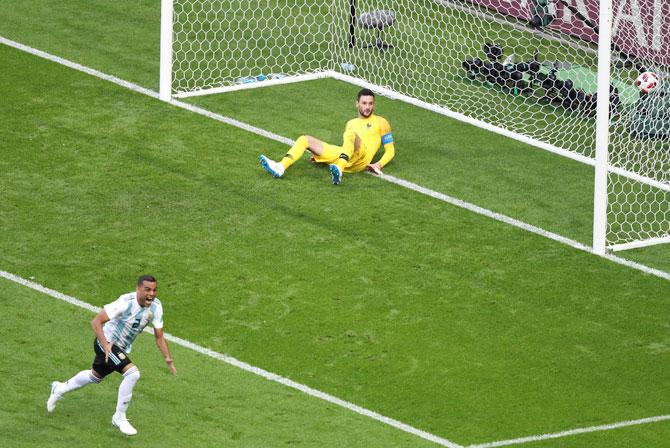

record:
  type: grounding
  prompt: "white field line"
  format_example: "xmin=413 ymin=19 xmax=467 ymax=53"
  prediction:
xmin=379 ymin=174 xmax=670 ymax=281
xmin=0 ymin=269 xmax=462 ymax=448
xmin=1 ymin=37 xmax=668 ymax=277
xmin=2 ymin=35 xmax=670 ymax=445
xmin=466 ymin=415 xmax=670 ymax=448
xmin=2 ymin=272 xmax=669 ymax=448
xmin=0 ymin=37 xmax=293 ymax=147
xmin=0 ymin=37 xmax=158 ymax=99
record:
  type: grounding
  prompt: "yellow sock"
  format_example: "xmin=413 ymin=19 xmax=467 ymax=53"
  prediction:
xmin=280 ymin=135 xmax=309 ymax=169
xmin=335 ymin=130 xmax=356 ymax=170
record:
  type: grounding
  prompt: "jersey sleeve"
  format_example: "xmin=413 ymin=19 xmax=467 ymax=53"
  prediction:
xmin=152 ymin=302 xmax=164 ymax=329
xmin=379 ymin=116 xmax=392 ymax=136
xmin=377 ymin=117 xmax=395 ymax=168
xmin=103 ymin=295 xmax=129 ymax=320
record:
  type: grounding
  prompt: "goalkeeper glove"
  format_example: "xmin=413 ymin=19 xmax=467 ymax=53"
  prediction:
xmin=366 ymin=162 xmax=382 ymax=175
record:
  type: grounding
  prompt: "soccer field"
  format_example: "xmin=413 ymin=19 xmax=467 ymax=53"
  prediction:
xmin=1 ymin=1 xmax=669 ymax=447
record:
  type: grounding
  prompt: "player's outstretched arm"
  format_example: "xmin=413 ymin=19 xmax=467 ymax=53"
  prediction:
xmin=367 ymin=140 xmax=395 ymax=175
xmin=154 ymin=328 xmax=177 ymax=375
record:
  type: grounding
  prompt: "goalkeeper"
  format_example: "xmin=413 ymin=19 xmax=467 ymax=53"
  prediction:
xmin=259 ymin=88 xmax=395 ymax=185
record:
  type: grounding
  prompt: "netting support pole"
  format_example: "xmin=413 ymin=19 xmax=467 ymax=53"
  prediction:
xmin=593 ymin=0 xmax=613 ymax=255
xmin=159 ymin=0 xmax=174 ymax=101
xmin=349 ymin=0 xmax=356 ymax=48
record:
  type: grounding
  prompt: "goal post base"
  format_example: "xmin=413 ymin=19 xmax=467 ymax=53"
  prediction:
xmin=608 ymin=236 xmax=670 ymax=252
xmin=173 ymin=71 xmax=335 ymax=99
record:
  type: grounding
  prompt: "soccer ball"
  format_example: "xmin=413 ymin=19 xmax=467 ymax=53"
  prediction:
xmin=634 ymin=71 xmax=659 ymax=94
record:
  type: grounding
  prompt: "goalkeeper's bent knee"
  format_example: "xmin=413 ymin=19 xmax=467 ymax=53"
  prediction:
xmin=294 ymin=135 xmax=309 ymax=148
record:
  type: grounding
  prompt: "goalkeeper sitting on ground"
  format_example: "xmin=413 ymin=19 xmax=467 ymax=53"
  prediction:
xmin=259 ymin=88 xmax=395 ymax=185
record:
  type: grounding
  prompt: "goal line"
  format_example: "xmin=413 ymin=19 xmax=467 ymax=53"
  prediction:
xmin=160 ymin=0 xmax=670 ymax=252
xmin=1 ymin=35 xmax=668 ymax=280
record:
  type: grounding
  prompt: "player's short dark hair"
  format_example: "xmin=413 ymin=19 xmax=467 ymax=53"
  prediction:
xmin=357 ymin=88 xmax=375 ymax=100
xmin=137 ymin=274 xmax=157 ymax=286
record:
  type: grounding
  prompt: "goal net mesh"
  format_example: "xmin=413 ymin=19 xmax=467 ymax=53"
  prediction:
xmin=171 ymin=0 xmax=670 ymax=249
xmin=172 ymin=0 xmax=335 ymax=93
xmin=605 ymin=0 xmax=670 ymax=247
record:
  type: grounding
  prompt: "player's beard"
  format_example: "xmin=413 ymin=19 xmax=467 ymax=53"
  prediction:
xmin=359 ymin=107 xmax=373 ymax=118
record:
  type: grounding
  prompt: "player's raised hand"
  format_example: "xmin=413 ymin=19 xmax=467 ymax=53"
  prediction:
xmin=367 ymin=162 xmax=382 ymax=175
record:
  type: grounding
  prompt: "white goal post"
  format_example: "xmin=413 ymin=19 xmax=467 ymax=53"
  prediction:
xmin=159 ymin=0 xmax=670 ymax=253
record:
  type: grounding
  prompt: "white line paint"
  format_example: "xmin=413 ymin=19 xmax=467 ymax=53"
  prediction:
xmin=169 ymin=98 xmax=294 ymax=146
xmin=0 ymin=36 xmax=293 ymax=146
xmin=0 ymin=269 xmax=462 ymax=448
xmin=467 ymin=415 xmax=670 ymax=448
xmin=1 ymin=37 xmax=668 ymax=279
xmin=379 ymin=174 xmax=670 ymax=281
xmin=3 ymin=268 xmax=670 ymax=447
xmin=383 ymin=174 xmax=592 ymax=251
xmin=0 ymin=37 xmax=158 ymax=99
xmin=2 ymin=36 xmax=669 ymax=445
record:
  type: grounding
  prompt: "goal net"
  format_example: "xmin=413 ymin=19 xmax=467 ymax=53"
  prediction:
xmin=161 ymin=0 xmax=670 ymax=251
xmin=604 ymin=0 xmax=670 ymax=250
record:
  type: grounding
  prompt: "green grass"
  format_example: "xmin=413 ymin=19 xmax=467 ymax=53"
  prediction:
xmin=0 ymin=0 xmax=667 ymax=253
xmin=0 ymin=278 xmax=438 ymax=448
xmin=0 ymin=0 xmax=160 ymax=89
xmin=2 ymin=40 xmax=670 ymax=447
xmin=188 ymin=79 xmax=597 ymax=245
xmin=1 ymin=1 xmax=670 ymax=446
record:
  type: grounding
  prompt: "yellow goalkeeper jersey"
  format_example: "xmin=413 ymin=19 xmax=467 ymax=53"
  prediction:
xmin=343 ymin=114 xmax=395 ymax=171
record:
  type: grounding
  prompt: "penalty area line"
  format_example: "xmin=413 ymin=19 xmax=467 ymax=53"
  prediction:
xmin=467 ymin=414 xmax=670 ymax=448
xmin=0 ymin=269 xmax=462 ymax=448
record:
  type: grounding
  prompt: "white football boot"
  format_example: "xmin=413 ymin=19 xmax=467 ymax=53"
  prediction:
xmin=259 ymin=155 xmax=285 ymax=178
xmin=46 ymin=381 xmax=63 ymax=413
xmin=112 ymin=415 xmax=138 ymax=436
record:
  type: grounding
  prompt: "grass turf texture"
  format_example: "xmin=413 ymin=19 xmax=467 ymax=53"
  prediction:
xmin=187 ymin=80 xmax=670 ymax=272
xmin=1 ymin=0 xmax=669 ymax=268
xmin=2 ymin=41 xmax=670 ymax=447
xmin=0 ymin=278 xmax=438 ymax=448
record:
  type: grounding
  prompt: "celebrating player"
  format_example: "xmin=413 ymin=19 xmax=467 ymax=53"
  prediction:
xmin=47 ymin=275 xmax=177 ymax=436
xmin=259 ymin=88 xmax=396 ymax=185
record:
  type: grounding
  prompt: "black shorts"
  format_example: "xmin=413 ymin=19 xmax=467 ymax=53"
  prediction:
xmin=92 ymin=338 xmax=133 ymax=378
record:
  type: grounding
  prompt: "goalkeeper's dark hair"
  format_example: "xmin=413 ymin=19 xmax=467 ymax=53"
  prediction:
xmin=137 ymin=274 xmax=157 ymax=286
xmin=357 ymin=88 xmax=375 ymax=100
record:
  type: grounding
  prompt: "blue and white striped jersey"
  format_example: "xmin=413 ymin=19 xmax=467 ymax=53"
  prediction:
xmin=102 ymin=292 xmax=164 ymax=353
